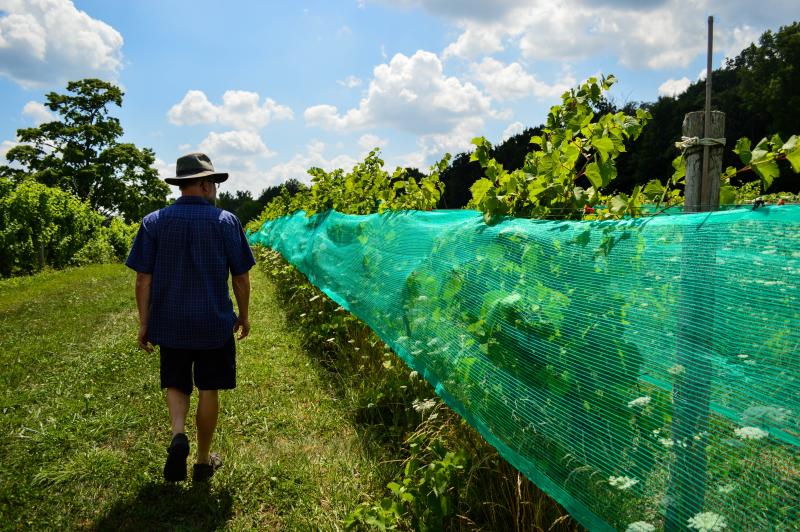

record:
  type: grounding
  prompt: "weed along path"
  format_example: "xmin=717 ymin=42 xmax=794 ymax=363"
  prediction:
xmin=0 ymin=264 xmax=382 ymax=529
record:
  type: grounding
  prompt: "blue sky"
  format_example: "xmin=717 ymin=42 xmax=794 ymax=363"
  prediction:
xmin=0 ymin=0 xmax=796 ymax=196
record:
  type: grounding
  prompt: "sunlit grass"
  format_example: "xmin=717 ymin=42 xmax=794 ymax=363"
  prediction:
xmin=0 ymin=264 xmax=385 ymax=529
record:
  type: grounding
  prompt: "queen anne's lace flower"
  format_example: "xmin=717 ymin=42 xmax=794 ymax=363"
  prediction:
xmin=628 ymin=396 xmax=651 ymax=408
xmin=668 ymin=364 xmax=685 ymax=376
xmin=412 ymin=398 xmax=436 ymax=412
xmin=608 ymin=475 xmax=639 ymax=490
xmin=734 ymin=426 xmax=768 ymax=440
xmin=687 ymin=512 xmax=727 ymax=531
xmin=626 ymin=522 xmax=655 ymax=532
xmin=742 ymin=405 xmax=789 ymax=425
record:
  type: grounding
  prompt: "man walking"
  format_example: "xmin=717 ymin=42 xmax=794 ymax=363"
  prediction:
xmin=126 ymin=153 xmax=256 ymax=482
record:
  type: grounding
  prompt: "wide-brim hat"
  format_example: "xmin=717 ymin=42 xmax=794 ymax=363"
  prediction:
xmin=165 ymin=152 xmax=229 ymax=185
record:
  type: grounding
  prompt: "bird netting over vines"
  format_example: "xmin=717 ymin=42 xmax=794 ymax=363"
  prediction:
xmin=248 ymin=206 xmax=799 ymax=531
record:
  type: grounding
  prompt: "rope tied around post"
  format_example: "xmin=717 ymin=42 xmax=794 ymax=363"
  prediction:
xmin=674 ymin=136 xmax=726 ymax=151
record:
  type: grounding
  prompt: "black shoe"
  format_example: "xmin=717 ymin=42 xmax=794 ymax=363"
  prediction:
xmin=192 ymin=453 xmax=223 ymax=482
xmin=163 ymin=433 xmax=190 ymax=482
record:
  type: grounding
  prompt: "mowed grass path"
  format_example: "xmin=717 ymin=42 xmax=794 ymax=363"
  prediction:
xmin=0 ymin=264 xmax=382 ymax=530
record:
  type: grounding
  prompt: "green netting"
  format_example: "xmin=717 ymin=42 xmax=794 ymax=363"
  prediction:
xmin=248 ymin=206 xmax=800 ymax=531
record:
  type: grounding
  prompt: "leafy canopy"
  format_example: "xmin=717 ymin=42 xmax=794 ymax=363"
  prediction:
xmin=1 ymin=79 xmax=169 ymax=222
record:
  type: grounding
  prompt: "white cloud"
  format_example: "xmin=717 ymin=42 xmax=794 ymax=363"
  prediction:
xmin=197 ymin=130 xmax=276 ymax=160
xmin=658 ymin=77 xmax=691 ymax=97
xmin=304 ymin=50 xmax=495 ymax=136
xmin=501 ymin=121 xmax=524 ymax=141
xmin=469 ymin=58 xmax=574 ymax=101
xmin=721 ymin=24 xmax=760 ymax=62
xmin=337 ymin=25 xmax=353 ymax=38
xmin=358 ymin=133 xmax=388 ymax=151
xmin=0 ymin=139 xmax=21 ymax=162
xmin=433 ymin=0 xmax=790 ymax=71
xmin=442 ymin=25 xmax=505 ymax=59
xmin=22 ymin=101 xmax=53 ymax=124
xmin=168 ymin=90 xmax=293 ymax=130
xmin=372 ymin=0 xmax=520 ymax=22
xmin=167 ymin=90 xmax=217 ymax=125
xmin=153 ymin=157 xmax=174 ymax=181
xmin=417 ymin=115 xmax=484 ymax=159
xmin=0 ymin=0 xmax=123 ymax=88
xmin=337 ymin=75 xmax=363 ymax=88
xmin=171 ymin=130 xmax=287 ymax=195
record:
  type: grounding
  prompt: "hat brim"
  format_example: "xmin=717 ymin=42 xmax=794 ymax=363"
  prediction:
xmin=164 ymin=170 xmax=229 ymax=185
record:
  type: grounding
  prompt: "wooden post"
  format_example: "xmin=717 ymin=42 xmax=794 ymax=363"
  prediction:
xmin=683 ymin=110 xmax=725 ymax=213
xmin=665 ymin=17 xmax=725 ymax=531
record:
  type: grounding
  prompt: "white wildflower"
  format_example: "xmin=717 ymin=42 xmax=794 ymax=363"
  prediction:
xmin=742 ymin=405 xmax=789 ymax=425
xmin=687 ymin=511 xmax=727 ymax=531
xmin=743 ymin=359 xmax=756 ymax=366
xmin=412 ymin=398 xmax=436 ymax=413
xmin=309 ymin=295 xmax=320 ymax=302
xmin=628 ymin=396 xmax=652 ymax=408
xmin=299 ymin=313 xmax=307 ymax=318
xmin=737 ymin=354 xmax=749 ymax=359
xmin=608 ymin=476 xmax=639 ymax=490
xmin=326 ymin=337 xmax=335 ymax=343
xmin=626 ymin=522 xmax=655 ymax=532
xmin=409 ymin=371 xmax=419 ymax=380
xmin=659 ymin=438 xmax=675 ymax=447
xmin=668 ymin=364 xmax=686 ymax=376
xmin=734 ymin=426 xmax=768 ymax=440
xmin=717 ymin=483 xmax=736 ymax=494
xmin=347 ymin=339 xmax=355 ymax=344
xmin=335 ymin=306 xmax=345 ymax=312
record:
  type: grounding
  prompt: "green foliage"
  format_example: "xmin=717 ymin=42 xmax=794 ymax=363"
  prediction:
xmin=0 ymin=178 xmax=102 ymax=276
xmin=347 ymin=434 xmax=469 ymax=531
xmin=0 ymin=178 xmax=136 ymax=276
xmin=0 ymin=79 xmax=169 ymax=222
xmin=467 ymin=75 xmax=651 ymax=222
xmin=720 ymin=134 xmax=800 ymax=198
xmin=249 ymin=150 xmax=448 ymax=226
xmin=69 ymin=218 xmax=137 ymax=267
xmin=729 ymin=22 xmax=800 ymax=141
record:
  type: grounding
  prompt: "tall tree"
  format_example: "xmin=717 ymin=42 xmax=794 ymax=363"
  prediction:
xmin=1 ymin=79 xmax=169 ymax=222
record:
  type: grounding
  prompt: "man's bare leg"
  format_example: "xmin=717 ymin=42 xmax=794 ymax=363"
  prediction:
xmin=166 ymin=388 xmax=190 ymax=435
xmin=196 ymin=389 xmax=219 ymax=464
xmin=164 ymin=388 xmax=191 ymax=481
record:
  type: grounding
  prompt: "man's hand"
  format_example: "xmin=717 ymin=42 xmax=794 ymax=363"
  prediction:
xmin=233 ymin=316 xmax=250 ymax=340
xmin=138 ymin=324 xmax=154 ymax=353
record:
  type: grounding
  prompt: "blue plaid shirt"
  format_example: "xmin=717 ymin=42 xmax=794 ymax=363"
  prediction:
xmin=125 ymin=196 xmax=256 ymax=349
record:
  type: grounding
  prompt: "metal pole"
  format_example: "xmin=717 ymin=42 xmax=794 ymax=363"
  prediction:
xmin=700 ymin=16 xmax=714 ymax=207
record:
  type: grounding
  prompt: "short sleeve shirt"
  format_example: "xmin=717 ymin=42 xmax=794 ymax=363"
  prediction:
xmin=125 ymin=196 xmax=256 ymax=349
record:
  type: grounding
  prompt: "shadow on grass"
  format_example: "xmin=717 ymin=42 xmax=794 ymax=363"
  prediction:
xmin=92 ymin=481 xmax=233 ymax=532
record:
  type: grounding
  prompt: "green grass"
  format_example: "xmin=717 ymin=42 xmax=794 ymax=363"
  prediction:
xmin=0 ymin=264 xmax=386 ymax=530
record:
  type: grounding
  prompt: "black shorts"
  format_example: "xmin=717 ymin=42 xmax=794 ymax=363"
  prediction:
xmin=159 ymin=336 xmax=236 ymax=396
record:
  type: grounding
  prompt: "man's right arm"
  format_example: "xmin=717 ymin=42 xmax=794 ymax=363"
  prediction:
xmin=231 ymin=272 xmax=251 ymax=340
xmin=135 ymin=272 xmax=154 ymax=352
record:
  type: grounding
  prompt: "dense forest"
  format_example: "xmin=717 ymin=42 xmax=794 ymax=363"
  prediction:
xmin=221 ymin=22 xmax=800 ymax=222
